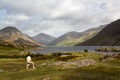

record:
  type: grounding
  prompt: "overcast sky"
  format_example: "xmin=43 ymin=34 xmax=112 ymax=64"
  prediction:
xmin=0 ymin=0 xmax=120 ymax=37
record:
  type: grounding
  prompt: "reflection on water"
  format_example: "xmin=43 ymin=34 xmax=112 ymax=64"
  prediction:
xmin=31 ymin=46 xmax=120 ymax=54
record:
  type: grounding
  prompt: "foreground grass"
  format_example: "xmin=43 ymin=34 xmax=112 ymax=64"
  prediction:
xmin=0 ymin=52 xmax=120 ymax=80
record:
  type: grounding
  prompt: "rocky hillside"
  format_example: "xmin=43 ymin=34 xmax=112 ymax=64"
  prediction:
xmin=48 ymin=26 xmax=105 ymax=46
xmin=33 ymin=33 xmax=56 ymax=45
xmin=77 ymin=19 xmax=120 ymax=46
xmin=0 ymin=26 xmax=42 ymax=48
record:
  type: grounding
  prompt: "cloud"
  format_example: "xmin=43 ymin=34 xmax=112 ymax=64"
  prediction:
xmin=0 ymin=0 xmax=120 ymax=37
xmin=50 ymin=0 xmax=85 ymax=19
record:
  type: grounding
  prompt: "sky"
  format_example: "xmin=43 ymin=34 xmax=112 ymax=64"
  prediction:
xmin=0 ymin=0 xmax=120 ymax=37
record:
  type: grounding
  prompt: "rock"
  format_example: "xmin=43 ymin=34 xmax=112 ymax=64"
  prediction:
xmin=76 ymin=59 xmax=96 ymax=67
xmin=41 ymin=63 xmax=47 ymax=66
xmin=42 ymin=77 xmax=50 ymax=80
xmin=101 ymin=57 xmax=114 ymax=62
xmin=52 ymin=61 xmax=66 ymax=65
xmin=0 ymin=69 xmax=4 ymax=72
xmin=52 ymin=59 xmax=96 ymax=69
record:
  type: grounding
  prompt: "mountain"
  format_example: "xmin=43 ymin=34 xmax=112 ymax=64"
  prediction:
xmin=33 ymin=33 xmax=56 ymax=45
xmin=77 ymin=19 xmax=120 ymax=46
xmin=48 ymin=31 xmax=80 ymax=46
xmin=0 ymin=26 xmax=42 ymax=48
xmin=48 ymin=25 xmax=105 ymax=47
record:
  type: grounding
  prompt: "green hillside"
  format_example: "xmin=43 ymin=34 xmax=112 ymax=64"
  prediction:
xmin=56 ymin=31 xmax=97 ymax=46
xmin=49 ymin=25 xmax=105 ymax=47
xmin=77 ymin=19 xmax=120 ymax=46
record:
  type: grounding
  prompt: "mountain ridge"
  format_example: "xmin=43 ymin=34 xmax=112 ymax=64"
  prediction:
xmin=48 ymin=25 xmax=105 ymax=46
xmin=0 ymin=26 xmax=42 ymax=48
xmin=77 ymin=19 xmax=120 ymax=46
xmin=33 ymin=33 xmax=56 ymax=45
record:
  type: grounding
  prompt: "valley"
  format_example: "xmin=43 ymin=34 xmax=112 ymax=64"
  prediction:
xmin=0 ymin=19 xmax=120 ymax=80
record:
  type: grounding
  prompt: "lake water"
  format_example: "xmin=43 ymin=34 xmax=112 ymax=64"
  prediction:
xmin=31 ymin=46 xmax=120 ymax=54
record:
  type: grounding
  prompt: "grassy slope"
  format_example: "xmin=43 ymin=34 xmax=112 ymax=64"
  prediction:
xmin=0 ymin=46 xmax=19 ymax=55
xmin=78 ymin=19 xmax=120 ymax=46
xmin=0 ymin=52 xmax=120 ymax=80
xmin=57 ymin=31 xmax=97 ymax=46
xmin=0 ymin=46 xmax=28 ymax=59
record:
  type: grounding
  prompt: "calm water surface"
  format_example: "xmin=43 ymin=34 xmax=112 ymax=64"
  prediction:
xmin=31 ymin=46 xmax=120 ymax=54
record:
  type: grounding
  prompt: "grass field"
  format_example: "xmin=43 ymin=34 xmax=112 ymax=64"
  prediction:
xmin=0 ymin=50 xmax=120 ymax=80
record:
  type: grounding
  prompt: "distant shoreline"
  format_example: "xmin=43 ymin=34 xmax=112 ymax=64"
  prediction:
xmin=31 ymin=46 xmax=120 ymax=54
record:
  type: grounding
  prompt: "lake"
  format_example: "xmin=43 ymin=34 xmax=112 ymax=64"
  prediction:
xmin=31 ymin=46 xmax=120 ymax=54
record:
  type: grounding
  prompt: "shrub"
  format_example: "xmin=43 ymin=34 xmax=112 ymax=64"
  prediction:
xmin=52 ymin=52 xmax=62 ymax=56
xmin=84 ymin=49 xmax=88 ymax=53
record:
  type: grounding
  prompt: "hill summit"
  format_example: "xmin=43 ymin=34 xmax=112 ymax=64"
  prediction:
xmin=33 ymin=33 xmax=56 ymax=45
xmin=0 ymin=26 xmax=42 ymax=48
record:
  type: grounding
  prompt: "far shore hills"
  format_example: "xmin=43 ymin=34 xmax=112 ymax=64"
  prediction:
xmin=0 ymin=19 xmax=120 ymax=50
